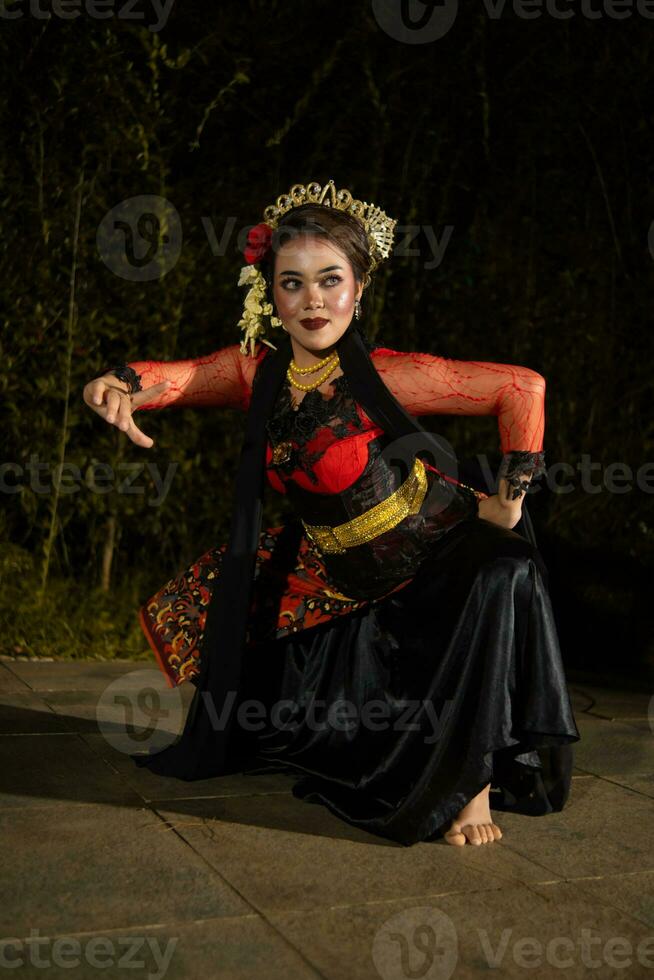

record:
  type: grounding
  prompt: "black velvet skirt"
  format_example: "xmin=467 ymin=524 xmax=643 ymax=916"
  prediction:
xmin=227 ymin=510 xmax=580 ymax=847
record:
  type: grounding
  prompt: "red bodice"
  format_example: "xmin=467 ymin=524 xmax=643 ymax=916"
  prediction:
xmin=263 ymin=399 xmax=384 ymax=496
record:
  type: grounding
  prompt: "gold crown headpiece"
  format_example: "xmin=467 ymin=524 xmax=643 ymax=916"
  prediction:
xmin=237 ymin=179 xmax=397 ymax=357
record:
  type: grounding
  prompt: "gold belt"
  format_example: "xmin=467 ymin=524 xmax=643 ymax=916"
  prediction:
xmin=302 ymin=456 xmax=429 ymax=555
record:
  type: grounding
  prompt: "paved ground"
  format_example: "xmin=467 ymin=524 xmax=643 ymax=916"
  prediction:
xmin=1 ymin=655 xmax=653 ymax=979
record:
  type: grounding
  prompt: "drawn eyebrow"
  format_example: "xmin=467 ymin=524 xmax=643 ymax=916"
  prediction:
xmin=278 ymin=265 xmax=343 ymax=276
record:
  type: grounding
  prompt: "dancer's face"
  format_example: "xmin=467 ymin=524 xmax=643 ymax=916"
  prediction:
xmin=271 ymin=234 xmax=364 ymax=356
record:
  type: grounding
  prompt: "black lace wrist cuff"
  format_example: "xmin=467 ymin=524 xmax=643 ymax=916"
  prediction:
xmin=102 ymin=364 xmax=143 ymax=395
xmin=497 ymin=450 xmax=547 ymax=501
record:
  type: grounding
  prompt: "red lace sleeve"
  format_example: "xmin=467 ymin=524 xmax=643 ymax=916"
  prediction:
xmin=371 ymin=347 xmax=547 ymax=500
xmin=123 ymin=343 xmax=264 ymax=412
xmin=371 ymin=347 xmax=546 ymax=452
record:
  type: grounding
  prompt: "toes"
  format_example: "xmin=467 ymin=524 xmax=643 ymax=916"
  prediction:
xmin=445 ymin=820 xmax=503 ymax=846
xmin=482 ymin=823 xmax=495 ymax=843
xmin=472 ymin=823 xmax=489 ymax=844
xmin=464 ymin=824 xmax=483 ymax=846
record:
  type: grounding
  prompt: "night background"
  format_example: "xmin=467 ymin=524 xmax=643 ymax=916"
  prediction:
xmin=2 ymin=0 xmax=652 ymax=685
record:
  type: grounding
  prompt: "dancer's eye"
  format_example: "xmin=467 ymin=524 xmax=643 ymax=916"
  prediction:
xmin=280 ymin=275 xmax=342 ymax=290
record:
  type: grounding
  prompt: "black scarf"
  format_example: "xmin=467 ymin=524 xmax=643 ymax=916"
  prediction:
xmin=131 ymin=322 xmax=467 ymax=779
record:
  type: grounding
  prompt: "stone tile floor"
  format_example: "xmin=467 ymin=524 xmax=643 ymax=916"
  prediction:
xmin=1 ymin=656 xmax=653 ymax=979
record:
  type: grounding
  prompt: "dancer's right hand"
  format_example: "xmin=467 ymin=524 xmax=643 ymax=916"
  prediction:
xmin=477 ymin=493 xmax=522 ymax=530
xmin=82 ymin=375 xmax=172 ymax=448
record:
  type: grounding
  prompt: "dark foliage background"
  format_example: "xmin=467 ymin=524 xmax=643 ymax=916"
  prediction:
xmin=1 ymin=0 xmax=652 ymax=679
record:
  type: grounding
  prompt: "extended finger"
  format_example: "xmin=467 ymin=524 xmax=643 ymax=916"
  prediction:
xmin=125 ymin=415 xmax=154 ymax=449
xmin=131 ymin=379 xmax=172 ymax=408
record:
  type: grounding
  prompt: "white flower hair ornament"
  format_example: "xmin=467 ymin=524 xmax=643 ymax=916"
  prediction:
xmin=237 ymin=222 xmax=282 ymax=358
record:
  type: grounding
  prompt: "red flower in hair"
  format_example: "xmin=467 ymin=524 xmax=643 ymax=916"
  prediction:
xmin=244 ymin=222 xmax=273 ymax=264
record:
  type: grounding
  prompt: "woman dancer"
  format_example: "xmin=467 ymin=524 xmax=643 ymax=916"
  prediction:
xmin=83 ymin=179 xmax=580 ymax=847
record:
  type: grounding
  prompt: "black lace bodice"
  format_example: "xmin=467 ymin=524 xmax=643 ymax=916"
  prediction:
xmin=265 ymin=373 xmax=366 ymax=488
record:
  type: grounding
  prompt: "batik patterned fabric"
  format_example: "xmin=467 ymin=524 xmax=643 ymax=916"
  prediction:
xmin=139 ymin=520 xmax=415 ymax=688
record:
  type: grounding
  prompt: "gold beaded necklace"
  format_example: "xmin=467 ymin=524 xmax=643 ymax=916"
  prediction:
xmin=287 ymin=352 xmax=341 ymax=392
xmin=289 ymin=351 xmax=337 ymax=375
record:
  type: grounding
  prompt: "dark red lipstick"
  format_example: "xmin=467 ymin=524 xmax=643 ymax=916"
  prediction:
xmin=300 ymin=318 xmax=329 ymax=331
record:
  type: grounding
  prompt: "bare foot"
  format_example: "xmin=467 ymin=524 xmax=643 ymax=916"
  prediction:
xmin=444 ymin=782 xmax=503 ymax=846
